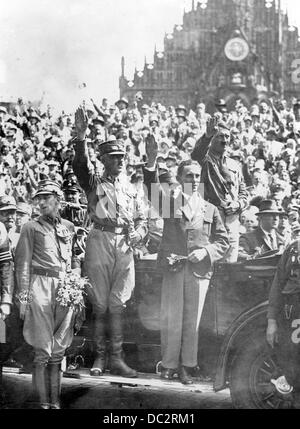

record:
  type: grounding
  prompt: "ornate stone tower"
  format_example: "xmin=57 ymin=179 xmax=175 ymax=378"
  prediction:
xmin=119 ymin=0 xmax=300 ymax=112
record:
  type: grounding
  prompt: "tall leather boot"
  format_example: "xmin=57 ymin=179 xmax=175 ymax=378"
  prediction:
xmin=90 ymin=314 xmax=107 ymax=376
xmin=109 ymin=313 xmax=137 ymax=378
xmin=32 ymin=363 xmax=50 ymax=409
xmin=48 ymin=363 xmax=62 ymax=409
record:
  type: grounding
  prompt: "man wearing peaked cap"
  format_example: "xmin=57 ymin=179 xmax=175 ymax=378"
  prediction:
xmin=0 ymin=197 xmax=17 ymax=248
xmin=14 ymin=179 xmax=80 ymax=409
xmin=61 ymin=182 xmax=86 ymax=227
xmin=73 ymin=106 xmax=147 ymax=379
xmin=98 ymin=135 xmax=126 ymax=158
xmin=16 ymin=202 xmax=32 ymax=234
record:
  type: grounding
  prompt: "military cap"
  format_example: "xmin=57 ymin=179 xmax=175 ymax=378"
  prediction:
xmin=0 ymin=195 xmax=17 ymax=211
xmin=0 ymin=106 xmax=7 ymax=114
xmin=99 ymin=135 xmax=126 ymax=157
xmin=16 ymin=202 xmax=32 ymax=216
xmin=63 ymin=182 xmax=80 ymax=194
xmin=33 ymin=180 xmax=64 ymax=199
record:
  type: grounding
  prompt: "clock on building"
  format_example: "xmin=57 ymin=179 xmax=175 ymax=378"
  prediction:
xmin=224 ymin=37 xmax=249 ymax=61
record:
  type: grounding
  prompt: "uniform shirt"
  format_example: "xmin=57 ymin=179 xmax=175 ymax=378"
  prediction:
xmin=72 ymin=138 xmax=147 ymax=239
xmin=14 ymin=215 xmax=75 ymax=295
xmin=191 ymin=135 xmax=248 ymax=211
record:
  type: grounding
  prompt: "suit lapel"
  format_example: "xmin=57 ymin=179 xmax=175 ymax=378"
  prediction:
xmin=258 ymin=228 xmax=272 ymax=251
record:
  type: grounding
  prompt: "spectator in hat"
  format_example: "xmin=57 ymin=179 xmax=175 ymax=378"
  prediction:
xmin=277 ymin=212 xmax=292 ymax=246
xmin=14 ymin=179 xmax=80 ymax=409
xmin=115 ymin=97 xmax=129 ymax=121
xmin=0 ymin=196 xmax=19 ymax=254
xmin=238 ymin=200 xmax=286 ymax=260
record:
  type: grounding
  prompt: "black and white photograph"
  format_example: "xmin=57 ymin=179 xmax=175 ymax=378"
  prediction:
xmin=1 ymin=0 xmax=300 ymax=414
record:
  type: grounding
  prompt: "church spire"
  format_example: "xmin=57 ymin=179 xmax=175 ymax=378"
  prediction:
xmin=192 ymin=0 xmax=195 ymax=11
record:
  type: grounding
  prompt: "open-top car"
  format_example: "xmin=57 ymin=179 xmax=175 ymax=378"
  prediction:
xmin=64 ymin=251 xmax=288 ymax=409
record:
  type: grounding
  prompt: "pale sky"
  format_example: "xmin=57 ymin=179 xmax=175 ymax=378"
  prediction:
xmin=0 ymin=0 xmax=299 ymax=113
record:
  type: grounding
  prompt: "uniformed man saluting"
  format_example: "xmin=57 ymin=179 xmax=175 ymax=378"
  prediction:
xmin=267 ymin=239 xmax=300 ymax=400
xmin=73 ymin=106 xmax=147 ymax=378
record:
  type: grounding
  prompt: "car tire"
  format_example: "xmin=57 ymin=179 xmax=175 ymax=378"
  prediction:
xmin=230 ymin=333 xmax=293 ymax=409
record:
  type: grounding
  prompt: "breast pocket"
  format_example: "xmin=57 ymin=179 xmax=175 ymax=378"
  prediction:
xmin=34 ymin=230 xmax=55 ymax=250
xmin=203 ymin=216 xmax=213 ymax=237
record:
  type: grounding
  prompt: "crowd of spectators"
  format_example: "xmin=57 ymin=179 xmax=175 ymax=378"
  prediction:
xmin=1 ymin=95 xmax=300 ymax=257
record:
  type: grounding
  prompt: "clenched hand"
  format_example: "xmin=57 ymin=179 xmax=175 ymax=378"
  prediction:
xmin=188 ymin=249 xmax=208 ymax=264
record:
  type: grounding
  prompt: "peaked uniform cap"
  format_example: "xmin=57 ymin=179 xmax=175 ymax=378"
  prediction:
xmin=0 ymin=196 xmax=17 ymax=211
xmin=99 ymin=136 xmax=126 ymax=157
xmin=33 ymin=180 xmax=64 ymax=199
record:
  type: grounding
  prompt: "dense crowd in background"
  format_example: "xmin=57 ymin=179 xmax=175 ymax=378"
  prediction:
xmin=1 ymin=95 xmax=300 ymax=255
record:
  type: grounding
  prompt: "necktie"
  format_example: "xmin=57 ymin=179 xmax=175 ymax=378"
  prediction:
xmin=269 ymin=234 xmax=277 ymax=250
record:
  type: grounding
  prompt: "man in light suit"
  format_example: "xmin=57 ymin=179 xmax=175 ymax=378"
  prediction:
xmin=238 ymin=200 xmax=286 ymax=260
xmin=144 ymin=135 xmax=229 ymax=385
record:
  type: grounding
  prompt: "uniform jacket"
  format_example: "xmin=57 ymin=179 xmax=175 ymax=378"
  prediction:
xmin=191 ymin=135 xmax=248 ymax=211
xmin=72 ymin=138 xmax=147 ymax=240
xmin=14 ymin=216 xmax=77 ymax=295
xmin=0 ymin=237 xmax=13 ymax=305
xmin=268 ymin=240 xmax=300 ymax=320
xmin=238 ymin=227 xmax=285 ymax=260
xmin=144 ymin=168 xmax=229 ymax=279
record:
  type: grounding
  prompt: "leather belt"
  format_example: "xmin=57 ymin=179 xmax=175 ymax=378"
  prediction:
xmin=32 ymin=267 xmax=62 ymax=279
xmin=94 ymin=224 xmax=128 ymax=235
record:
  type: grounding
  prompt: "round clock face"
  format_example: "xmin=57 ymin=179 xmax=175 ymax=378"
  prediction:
xmin=224 ymin=37 xmax=249 ymax=61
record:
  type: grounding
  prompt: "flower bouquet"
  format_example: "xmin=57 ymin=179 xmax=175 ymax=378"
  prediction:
xmin=17 ymin=290 xmax=34 ymax=305
xmin=56 ymin=272 xmax=90 ymax=312
xmin=166 ymin=254 xmax=187 ymax=273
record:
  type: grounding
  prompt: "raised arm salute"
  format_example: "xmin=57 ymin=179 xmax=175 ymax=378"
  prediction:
xmin=72 ymin=106 xmax=147 ymax=379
